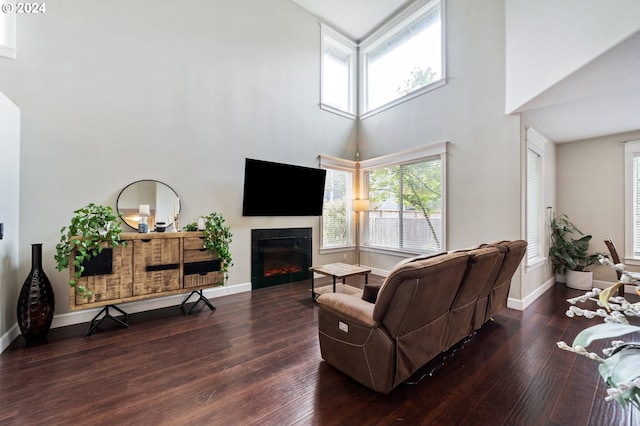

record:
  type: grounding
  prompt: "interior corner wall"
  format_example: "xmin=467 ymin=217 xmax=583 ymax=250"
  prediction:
xmin=357 ymin=0 xmax=522 ymax=277
xmin=505 ymin=0 xmax=640 ymax=113
xmin=556 ymin=130 xmax=640 ymax=284
xmin=0 ymin=90 xmax=20 ymax=349
xmin=0 ymin=0 xmax=358 ymax=320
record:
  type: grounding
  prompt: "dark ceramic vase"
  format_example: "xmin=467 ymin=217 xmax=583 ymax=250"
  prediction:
xmin=17 ymin=243 xmax=55 ymax=342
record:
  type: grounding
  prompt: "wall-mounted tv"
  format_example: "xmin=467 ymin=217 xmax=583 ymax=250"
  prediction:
xmin=242 ymin=158 xmax=326 ymax=216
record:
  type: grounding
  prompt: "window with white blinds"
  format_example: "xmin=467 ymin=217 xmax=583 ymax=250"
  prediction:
xmin=624 ymin=141 xmax=640 ymax=260
xmin=526 ymin=127 xmax=547 ymax=266
xmin=321 ymin=167 xmax=354 ymax=249
xmin=634 ymin=155 xmax=640 ymax=256
xmin=527 ymin=145 xmax=543 ymax=263
xmin=363 ymin=155 xmax=444 ymax=253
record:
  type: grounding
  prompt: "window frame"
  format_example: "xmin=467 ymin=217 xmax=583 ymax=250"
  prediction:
xmin=624 ymin=140 xmax=640 ymax=265
xmin=526 ymin=127 xmax=546 ymax=267
xmin=359 ymin=141 xmax=447 ymax=256
xmin=358 ymin=0 xmax=445 ymax=118
xmin=320 ymin=24 xmax=357 ymax=119
xmin=319 ymin=155 xmax=357 ymax=252
xmin=0 ymin=0 xmax=16 ymax=59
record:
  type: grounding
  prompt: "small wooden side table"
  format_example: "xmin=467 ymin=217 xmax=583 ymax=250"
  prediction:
xmin=309 ymin=262 xmax=371 ymax=300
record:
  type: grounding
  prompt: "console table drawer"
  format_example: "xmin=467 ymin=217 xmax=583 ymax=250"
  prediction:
xmin=184 ymin=237 xmax=206 ymax=250
xmin=184 ymin=248 xmax=217 ymax=263
xmin=133 ymin=238 xmax=180 ymax=295
xmin=73 ymin=243 xmax=134 ymax=306
xmin=184 ymin=237 xmax=218 ymax=263
xmin=184 ymin=270 xmax=223 ymax=288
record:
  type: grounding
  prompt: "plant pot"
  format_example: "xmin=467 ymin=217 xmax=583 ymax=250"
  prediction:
xmin=555 ymin=273 xmax=566 ymax=284
xmin=566 ymin=270 xmax=593 ymax=290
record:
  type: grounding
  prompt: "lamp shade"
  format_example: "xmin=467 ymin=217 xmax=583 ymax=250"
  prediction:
xmin=353 ymin=199 xmax=370 ymax=212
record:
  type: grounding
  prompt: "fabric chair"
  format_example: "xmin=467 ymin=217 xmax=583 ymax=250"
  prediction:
xmin=604 ymin=238 xmax=624 ymax=296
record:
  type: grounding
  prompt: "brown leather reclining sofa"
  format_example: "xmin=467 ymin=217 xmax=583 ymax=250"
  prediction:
xmin=316 ymin=240 xmax=527 ymax=393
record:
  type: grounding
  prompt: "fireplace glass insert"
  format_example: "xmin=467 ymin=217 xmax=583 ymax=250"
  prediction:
xmin=251 ymin=228 xmax=312 ymax=289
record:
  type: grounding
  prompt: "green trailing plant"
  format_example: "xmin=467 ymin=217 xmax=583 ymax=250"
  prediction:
xmin=55 ymin=203 xmax=126 ymax=296
xmin=184 ymin=212 xmax=233 ymax=282
xmin=548 ymin=208 xmax=603 ymax=274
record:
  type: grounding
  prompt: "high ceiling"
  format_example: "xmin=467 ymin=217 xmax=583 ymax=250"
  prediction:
xmin=291 ymin=0 xmax=640 ymax=143
xmin=517 ymin=31 xmax=640 ymax=143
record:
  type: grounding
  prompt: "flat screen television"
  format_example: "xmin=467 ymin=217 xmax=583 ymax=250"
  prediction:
xmin=242 ymin=158 xmax=326 ymax=216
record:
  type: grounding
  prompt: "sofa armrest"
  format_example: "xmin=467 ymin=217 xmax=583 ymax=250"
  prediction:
xmin=317 ymin=293 xmax=377 ymax=328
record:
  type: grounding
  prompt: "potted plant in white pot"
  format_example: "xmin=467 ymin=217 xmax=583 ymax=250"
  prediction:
xmin=548 ymin=208 xmax=604 ymax=290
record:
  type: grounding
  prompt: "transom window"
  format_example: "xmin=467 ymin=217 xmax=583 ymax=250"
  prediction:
xmin=0 ymin=1 xmax=16 ymax=59
xmin=360 ymin=0 xmax=444 ymax=116
xmin=320 ymin=24 xmax=357 ymax=118
xmin=319 ymin=0 xmax=446 ymax=119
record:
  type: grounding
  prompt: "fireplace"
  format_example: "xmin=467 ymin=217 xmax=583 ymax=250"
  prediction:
xmin=251 ymin=228 xmax=312 ymax=289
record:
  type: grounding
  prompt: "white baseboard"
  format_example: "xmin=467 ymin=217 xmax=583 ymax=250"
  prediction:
xmin=508 ymin=277 xmax=555 ymax=311
xmin=0 ymin=324 xmax=20 ymax=354
xmin=1 ymin=282 xmax=252 ymax=354
xmin=507 ymin=278 xmax=632 ymax=313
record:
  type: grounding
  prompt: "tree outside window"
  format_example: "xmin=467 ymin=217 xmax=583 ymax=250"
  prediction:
xmin=364 ymin=156 xmax=443 ymax=253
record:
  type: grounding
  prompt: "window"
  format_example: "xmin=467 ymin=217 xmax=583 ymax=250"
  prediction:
xmin=320 ymin=24 xmax=357 ymax=118
xmin=320 ymin=157 xmax=355 ymax=250
xmin=526 ymin=128 xmax=545 ymax=265
xmin=360 ymin=0 xmax=444 ymax=117
xmin=361 ymin=142 xmax=446 ymax=254
xmin=0 ymin=0 xmax=16 ymax=59
xmin=624 ymin=140 xmax=640 ymax=261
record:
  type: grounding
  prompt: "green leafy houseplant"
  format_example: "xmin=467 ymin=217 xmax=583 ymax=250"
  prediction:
xmin=55 ymin=203 xmax=126 ymax=296
xmin=184 ymin=212 xmax=233 ymax=282
xmin=548 ymin=208 xmax=602 ymax=274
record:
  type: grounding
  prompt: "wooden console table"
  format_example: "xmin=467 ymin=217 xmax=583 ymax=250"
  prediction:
xmin=69 ymin=231 xmax=223 ymax=335
xmin=309 ymin=262 xmax=371 ymax=300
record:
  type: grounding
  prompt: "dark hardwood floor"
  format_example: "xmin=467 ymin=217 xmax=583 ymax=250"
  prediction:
xmin=1 ymin=276 xmax=638 ymax=425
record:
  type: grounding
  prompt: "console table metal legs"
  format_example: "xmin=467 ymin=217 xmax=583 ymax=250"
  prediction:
xmin=180 ymin=290 xmax=216 ymax=315
xmin=85 ymin=304 xmax=129 ymax=337
xmin=83 ymin=292 xmax=215 ymax=336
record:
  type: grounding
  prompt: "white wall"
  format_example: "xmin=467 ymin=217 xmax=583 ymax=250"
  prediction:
xmin=0 ymin=0 xmax=358 ymax=320
xmin=505 ymin=0 xmax=640 ymax=113
xmin=557 ymin=130 xmax=640 ymax=284
xmin=359 ymin=0 xmax=523 ymax=298
xmin=0 ymin=90 xmax=20 ymax=347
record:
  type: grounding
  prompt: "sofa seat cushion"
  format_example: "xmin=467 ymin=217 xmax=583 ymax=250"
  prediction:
xmin=318 ymin=292 xmax=377 ymax=328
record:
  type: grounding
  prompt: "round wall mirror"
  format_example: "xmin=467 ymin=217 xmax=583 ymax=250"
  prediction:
xmin=117 ymin=180 xmax=180 ymax=231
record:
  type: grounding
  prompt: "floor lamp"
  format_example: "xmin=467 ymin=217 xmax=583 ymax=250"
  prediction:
xmin=353 ymin=199 xmax=369 ymax=266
